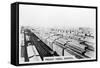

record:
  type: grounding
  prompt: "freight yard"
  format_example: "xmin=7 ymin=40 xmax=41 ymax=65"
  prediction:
xmin=20 ymin=26 xmax=95 ymax=62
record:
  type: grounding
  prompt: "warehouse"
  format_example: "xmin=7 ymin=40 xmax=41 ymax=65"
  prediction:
xmin=20 ymin=26 xmax=95 ymax=62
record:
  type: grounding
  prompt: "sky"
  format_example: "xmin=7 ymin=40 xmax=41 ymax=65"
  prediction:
xmin=19 ymin=4 xmax=96 ymax=29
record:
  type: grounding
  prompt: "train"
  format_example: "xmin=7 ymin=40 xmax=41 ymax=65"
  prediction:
xmin=20 ymin=27 xmax=95 ymax=62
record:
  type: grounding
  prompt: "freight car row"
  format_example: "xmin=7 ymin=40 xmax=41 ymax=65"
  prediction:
xmin=31 ymin=28 xmax=94 ymax=59
xmin=22 ymin=28 xmax=94 ymax=61
xmin=23 ymin=29 xmax=59 ymax=62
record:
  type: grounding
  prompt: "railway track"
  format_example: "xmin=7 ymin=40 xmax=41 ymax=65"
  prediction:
xmin=27 ymin=30 xmax=59 ymax=61
xmin=23 ymin=28 xmax=92 ymax=61
xmin=54 ymin=41 xmax=89 ymax=59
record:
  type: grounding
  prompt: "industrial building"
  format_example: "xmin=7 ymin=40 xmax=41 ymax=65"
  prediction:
xmin=19 ymin=26 xmax=95 ymax=62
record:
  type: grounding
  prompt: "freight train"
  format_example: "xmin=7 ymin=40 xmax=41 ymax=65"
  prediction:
xmin=20 ymin=27 xmax=95 ymax=62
